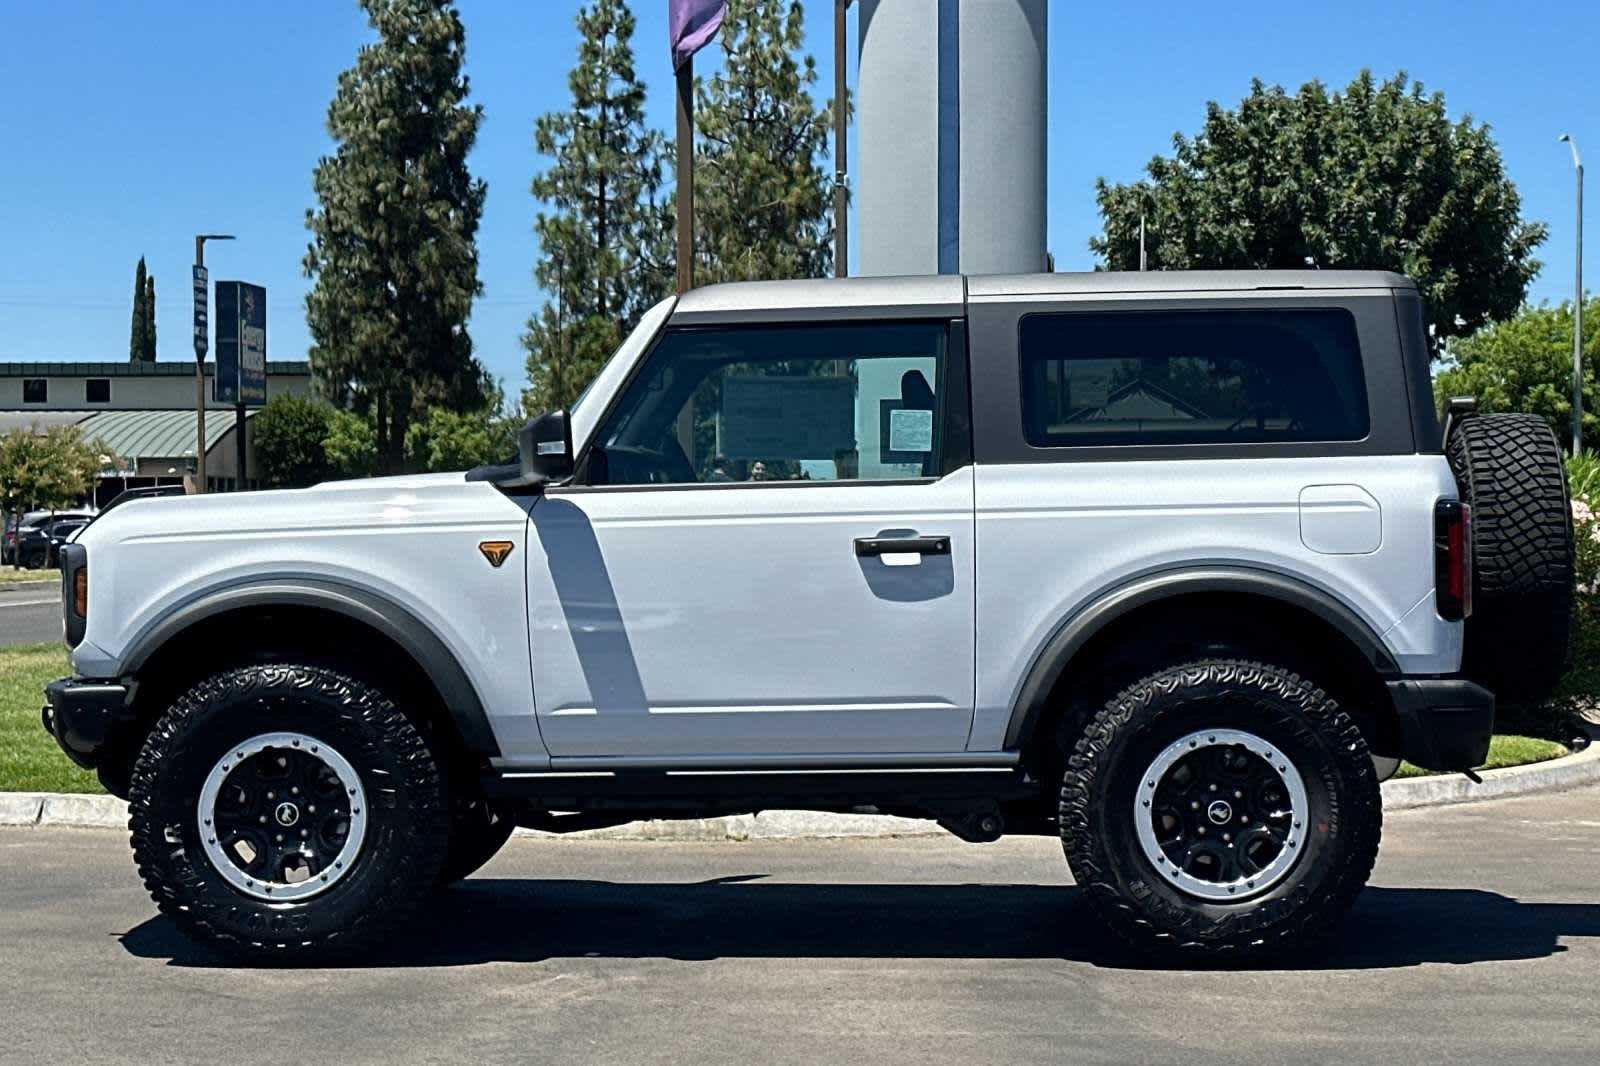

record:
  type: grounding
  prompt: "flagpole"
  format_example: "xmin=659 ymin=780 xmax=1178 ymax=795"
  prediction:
xmin=676 ymin=55 xmax=694 ymax=294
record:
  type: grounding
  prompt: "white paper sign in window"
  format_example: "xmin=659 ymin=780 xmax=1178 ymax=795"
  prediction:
xmin=721 ymin=376 xmax=856 ymax=460
xmin=888 ymin=407 xmax=934 ymax=453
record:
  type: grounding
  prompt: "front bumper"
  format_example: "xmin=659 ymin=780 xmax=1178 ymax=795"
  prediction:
xmin=1386 ymin=677 xmax=1495 ymax=772
xmin=41 ymin=677 xmax=133 ymax=770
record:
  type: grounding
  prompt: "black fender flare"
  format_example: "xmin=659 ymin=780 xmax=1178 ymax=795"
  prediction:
xmin=119 ymin=577 xmax=500 ymax=756
xmin=1002 ymin=566 xmax=1401 ymax=749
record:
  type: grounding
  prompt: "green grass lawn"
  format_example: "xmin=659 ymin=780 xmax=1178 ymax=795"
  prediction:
xmin=1395 ymin=734 xmax=1569 ymax=779
xmin=0 ymin=567 xmax=55 ymax=588
xmin=0 ymin=642 xmax=99 ymax=793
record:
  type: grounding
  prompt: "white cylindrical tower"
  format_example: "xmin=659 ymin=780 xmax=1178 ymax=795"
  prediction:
xmin=856 ymin=0 xmax=1048 ymax=278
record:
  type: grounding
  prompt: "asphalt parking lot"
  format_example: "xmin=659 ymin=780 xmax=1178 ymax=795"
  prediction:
xmin=5 ymin=786 xmax=1600 ymax=1066
xmin=0 ymin=582 xmax=61 ymax=646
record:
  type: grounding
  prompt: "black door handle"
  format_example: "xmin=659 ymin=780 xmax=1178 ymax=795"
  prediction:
xmin=854 ymin=535 xmax=951 ymax=557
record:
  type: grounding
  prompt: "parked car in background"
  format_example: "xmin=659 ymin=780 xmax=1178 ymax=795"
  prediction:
xmin=42 ymin=517 xmax=92 ymax=568
xmin=8 ymin=511 xmax=94 ymax=569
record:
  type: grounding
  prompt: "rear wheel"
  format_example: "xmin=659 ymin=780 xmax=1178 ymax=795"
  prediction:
xmin=1059 ymin=659 xmax=1381 ymax=959
xmin=1446 ymin=412 xmax=1575 ymax=706
xmin=129 ymin=664 xmax=449 ymax=962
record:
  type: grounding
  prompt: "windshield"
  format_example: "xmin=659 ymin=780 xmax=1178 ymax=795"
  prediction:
xmin=567 ymin=294 xmax=677 ymax=452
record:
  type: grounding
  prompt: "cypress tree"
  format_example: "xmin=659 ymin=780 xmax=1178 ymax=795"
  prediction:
xmin=692 ymin=0 xmax=834 ymax=283
xmin=305 ymin=0 xmax=489 ymax=471
xmin=129 ymin=257 xmax=148 ymax=362
xmin=144 ymin=274 xmax=157 ymax=360
xmin=522 ymin=0 xmax=670 ymax=415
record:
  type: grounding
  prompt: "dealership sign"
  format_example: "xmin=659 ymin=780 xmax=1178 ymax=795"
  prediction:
xmin=214 ymin=281 xmax=267 ymax=405
xmin=192 ymin=265 xmax=209 ymax=358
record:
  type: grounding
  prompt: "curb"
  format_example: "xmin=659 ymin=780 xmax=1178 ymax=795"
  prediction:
xmin=1380 ymin=731 xmax=1600 ymax=811
xmin=8 ymin=737 xmax=1599 ymax=835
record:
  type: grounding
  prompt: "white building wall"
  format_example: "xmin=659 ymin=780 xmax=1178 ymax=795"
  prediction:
xmin=0 ymin=370 xmax=310 ymax=412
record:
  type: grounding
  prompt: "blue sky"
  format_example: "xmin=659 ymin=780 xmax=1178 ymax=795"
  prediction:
xmin=0 ymin=1 xmax=1594 ymax=395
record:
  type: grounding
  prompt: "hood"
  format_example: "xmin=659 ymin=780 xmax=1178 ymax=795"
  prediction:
xmin=75 ymin=470 xmax=505 ymax=551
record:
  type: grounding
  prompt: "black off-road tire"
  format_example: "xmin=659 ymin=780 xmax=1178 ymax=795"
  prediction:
xmin=1059 ymin=659 xmax=1381 ymax=960
xmin=129 ymin=664 xmax=449 ymax=963
xmin=1445 ymin=413 xmax=1575 ymax=707
xmin=438 ymin=794 xmax=517 ymax=887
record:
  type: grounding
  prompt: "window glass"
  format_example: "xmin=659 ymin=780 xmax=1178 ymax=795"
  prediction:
xmin=1020 ymin=309 xmax=1368 ymax=447
xmin=22 ymin=378 xmax=46 ymax=404
xmin=589 ymin=322 xmax=949 ymax=486
xmin=85 ymin=378 xmax=110 ymax=403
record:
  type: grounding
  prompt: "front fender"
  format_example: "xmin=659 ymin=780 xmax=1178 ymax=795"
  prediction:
xmin=113 ymin=577 xmax=500 ymax=756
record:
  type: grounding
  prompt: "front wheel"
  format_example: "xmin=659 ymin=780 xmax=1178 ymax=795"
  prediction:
xmin=1059 ymin=659 xmax=1381 ymax=959
xmin=129 ymin=664 xmax=450 ymax=962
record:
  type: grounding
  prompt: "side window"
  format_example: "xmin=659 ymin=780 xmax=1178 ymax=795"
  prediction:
xmin=22 ymin=378 xmax=47 ymax=404
xmin=1019 ymin=309 xmax=1368 ymax=447
xmin=588 ymin=322 xmax=954 ymax=486
xmin=85 ymin=378 xmax=110 ymax=404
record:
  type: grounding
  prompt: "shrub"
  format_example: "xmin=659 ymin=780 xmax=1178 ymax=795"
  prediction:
xmin=1552 ymin=456 xmax=1600 ymax=719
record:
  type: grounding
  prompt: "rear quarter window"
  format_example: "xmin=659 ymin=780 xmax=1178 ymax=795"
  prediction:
xmin=1019 ymin=309 xmax=1369 ymax=448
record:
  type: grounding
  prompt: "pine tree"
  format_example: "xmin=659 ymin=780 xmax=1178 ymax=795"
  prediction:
xmin=129 ymin=257 xmax=148 ymax=362
xmin=143 ymin=274 xmax=156 ymax=360
xmin=692 ymin=0 xmax=834 ymax=284
xmin=305 ymin=0 xmax=489 ymax=472
xmin=522 ymin=0 xmax=670 ymax=415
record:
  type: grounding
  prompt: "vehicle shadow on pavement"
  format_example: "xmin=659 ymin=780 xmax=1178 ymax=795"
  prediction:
xmin=118 ymin=880 xmax=1600 ymax=971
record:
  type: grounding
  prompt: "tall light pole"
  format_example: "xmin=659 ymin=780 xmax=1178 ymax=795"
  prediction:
xmin=193 ymin=234 xmax=234 ymax=492
xmin=1561 ymin=135 xmax=1584 ymax=454
xmin=834 ymin=0 xmax=853 ymax=277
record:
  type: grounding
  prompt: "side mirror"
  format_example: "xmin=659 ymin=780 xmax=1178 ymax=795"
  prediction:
xmin=519 ymin=408 xmax=574 ymax=485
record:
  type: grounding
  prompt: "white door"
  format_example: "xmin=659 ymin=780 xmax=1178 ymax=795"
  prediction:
xmin=526 ymin=319 xmax=976 ymax=759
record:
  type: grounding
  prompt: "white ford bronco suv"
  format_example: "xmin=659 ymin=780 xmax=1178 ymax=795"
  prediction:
xmin=43 ymin=271 xmax=1576 ymax=962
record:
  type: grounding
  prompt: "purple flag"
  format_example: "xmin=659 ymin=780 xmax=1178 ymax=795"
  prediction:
xmin=669 ymin=0 xmax=726 ymax=71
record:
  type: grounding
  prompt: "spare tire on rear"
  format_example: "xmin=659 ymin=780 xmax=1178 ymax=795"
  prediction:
xmin=1445 ymin=412 xmax=1575 ymax=707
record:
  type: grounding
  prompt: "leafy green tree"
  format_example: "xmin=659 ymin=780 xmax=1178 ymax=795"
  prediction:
xmin=252 ymin=394 xmax=336 ymax=488
xmin=522 ymin=0 xmax=671 ymax=415
xmin=1093 ymin=71 xmax=1545 ymax=351
xmin=691 ymin=0 xmax=834 ymax=284
xmin=322 ymin=408 xmax=380 ymax=480
xmin=129 ymin=257 xmax=149 ymax=362
xmin=1433 ymin=298 xmax=1600 ymax=450
xmin=304 ymin=0 xmax=489 ymax=472
xmin=406 ymin=388 xmax=519 ymax=471
xmin=0 ymin=426 xmax=106 ymax=565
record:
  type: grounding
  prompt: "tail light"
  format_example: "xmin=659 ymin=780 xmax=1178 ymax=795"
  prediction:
xmin=1435 ymin=500 xmax=1473 ymax=621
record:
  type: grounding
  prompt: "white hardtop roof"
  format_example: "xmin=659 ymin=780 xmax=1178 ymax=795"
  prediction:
xmin=670 ymin=270 xmax=1414 ymax=323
